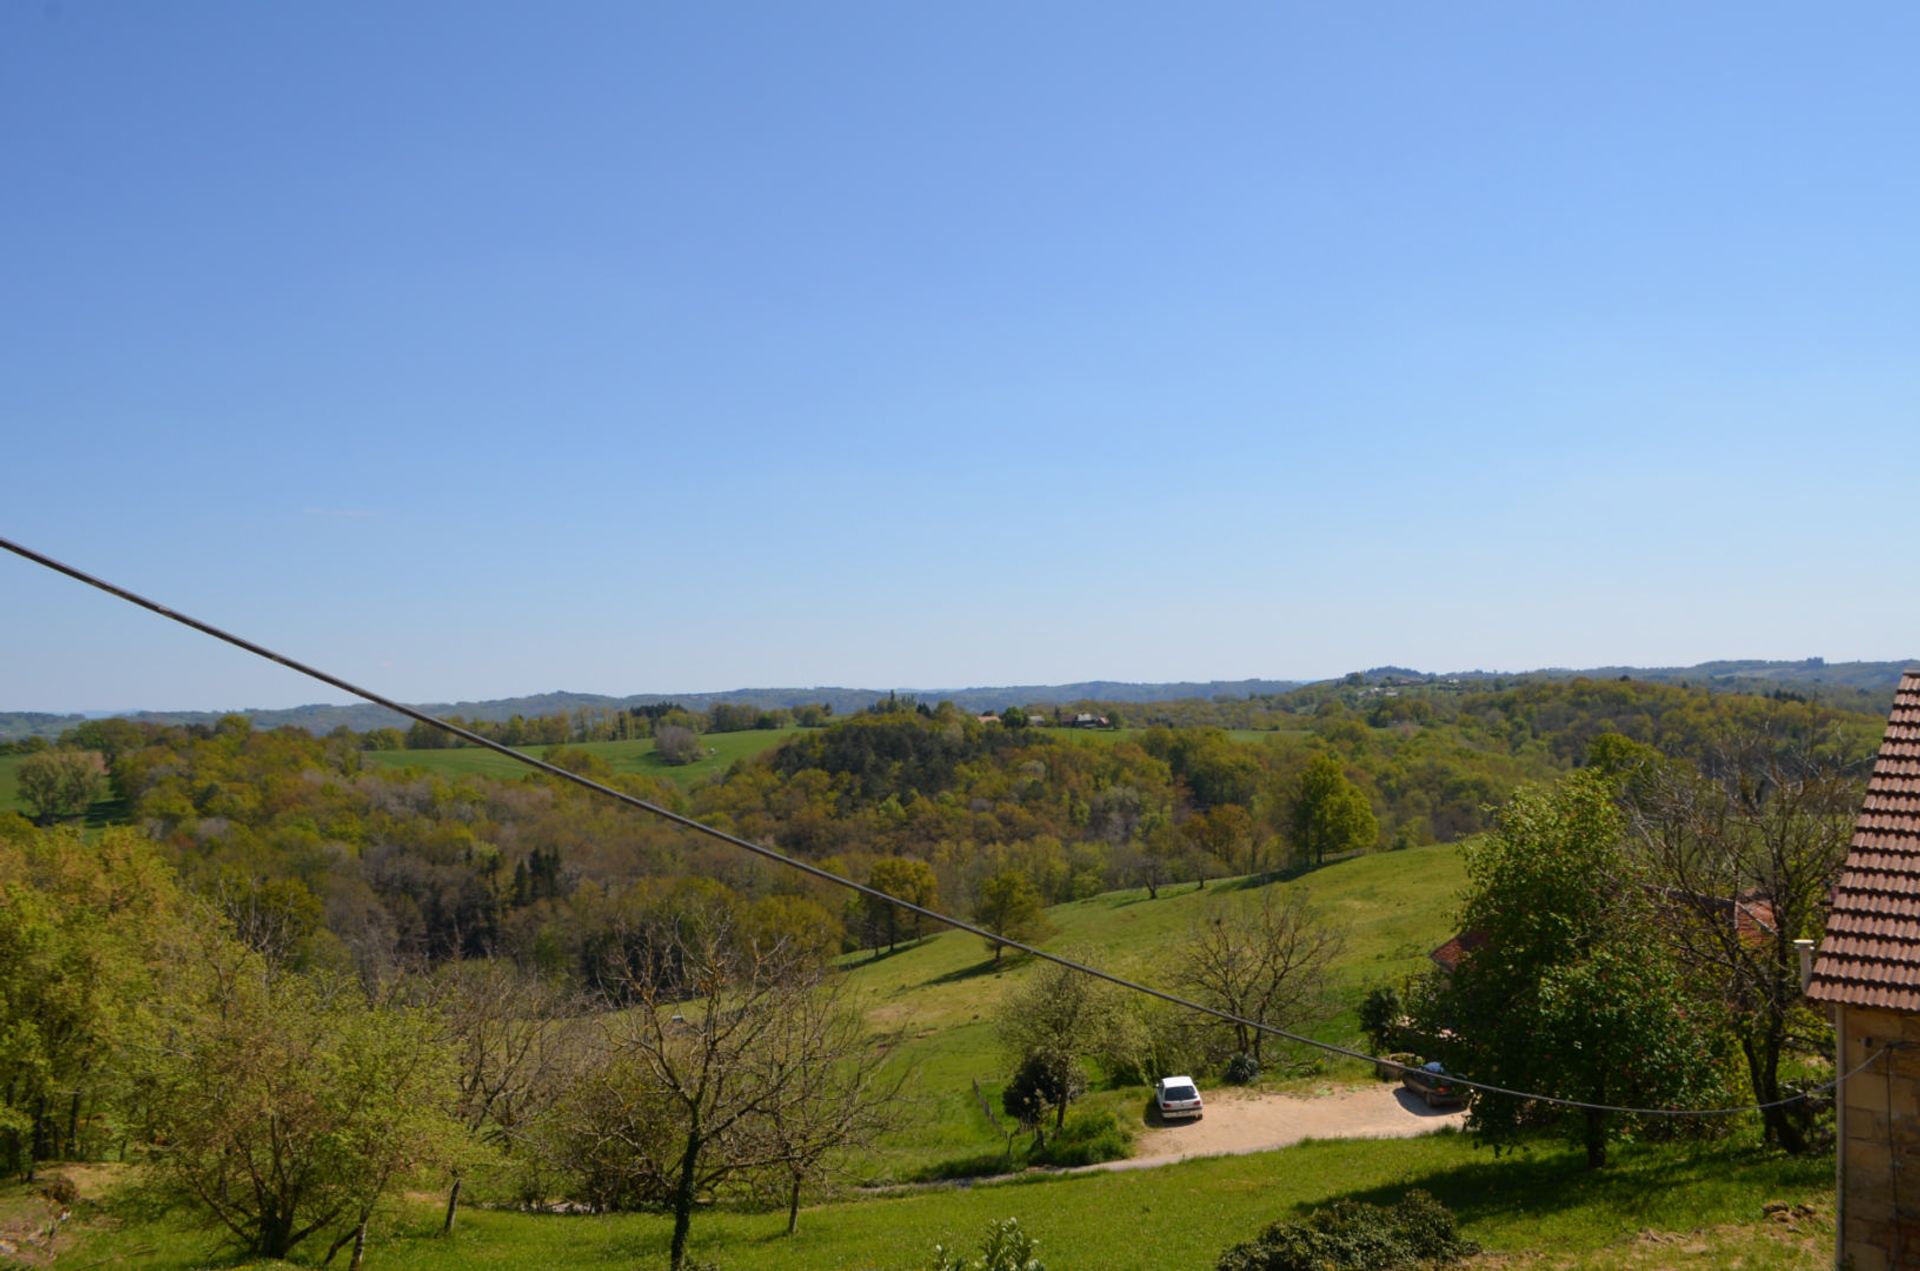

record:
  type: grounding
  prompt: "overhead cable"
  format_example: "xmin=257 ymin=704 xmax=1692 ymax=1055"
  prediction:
xmin=0 ymin=534 xmax=1875 ymax=1119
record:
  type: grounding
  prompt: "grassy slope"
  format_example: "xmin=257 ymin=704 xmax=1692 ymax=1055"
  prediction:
xmin=360 ymin=728 xmax=793 ymax=789
xmin=54 ymin=1132 xmax=1831 ymax=1270
xmin=842 ymin=843 xmax=1470 ymax=1180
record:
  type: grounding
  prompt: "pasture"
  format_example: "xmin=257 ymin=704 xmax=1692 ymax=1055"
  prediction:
xmin=361 ymin=728 xmax=793 ymax=788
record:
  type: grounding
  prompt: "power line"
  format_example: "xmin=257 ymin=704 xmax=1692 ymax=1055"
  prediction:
xmin=0 ymin=533 xmax=1874 ymax=1118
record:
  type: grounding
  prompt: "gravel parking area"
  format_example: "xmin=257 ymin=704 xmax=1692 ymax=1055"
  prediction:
xmin=1083 ymin=1083 xmax=1466 ymax=1173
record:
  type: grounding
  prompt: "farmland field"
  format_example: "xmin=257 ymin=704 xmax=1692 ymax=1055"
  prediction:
xmin=361 ymin=728 xmax=794 ymax=788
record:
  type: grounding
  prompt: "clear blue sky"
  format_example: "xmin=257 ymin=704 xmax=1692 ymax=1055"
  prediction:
xmin=5 ymin=2 xmax=1917 ymax=712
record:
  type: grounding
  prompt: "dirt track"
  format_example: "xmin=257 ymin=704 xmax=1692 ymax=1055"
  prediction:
xmin=1080 ymin=1083 xmax=1466 ymax=1173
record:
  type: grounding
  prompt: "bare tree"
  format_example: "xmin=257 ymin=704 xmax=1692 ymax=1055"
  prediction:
xmin=1623 ymin=739 xmax=1861 ymax=1153
xmin=1179 ymin=886 xmax=1343 ymax=1067
xmin=427 ymin=959 xmax=581 ymax=1232
xmin=563 ymin=916 xmax=882 ymax=1270
xmin=748 ymin=992 xmax=902 ymax=1234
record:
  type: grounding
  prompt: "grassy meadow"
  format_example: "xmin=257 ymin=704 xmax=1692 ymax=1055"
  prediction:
xmin=836 ymin=842 xmax=1471 ymax=1180
xmin=37 ymin=1130 xmax=1833 ymax=1270
xmin=360 ymin=728 xmax=793 ymax=788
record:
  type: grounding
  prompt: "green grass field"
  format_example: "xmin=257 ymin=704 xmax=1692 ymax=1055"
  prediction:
xmin=361 ymin=729 xmax=794 ymax=789
xmin=837 ymin=843 xmax=1470 ymax=1180
xmin=43 ymin=1130 xmax=1832 ymax=1270
xmin=0 ymin=752 xmax=22 ymax=815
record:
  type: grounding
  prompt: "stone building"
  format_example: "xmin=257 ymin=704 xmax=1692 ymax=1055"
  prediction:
xmin=1808 ymin=671 xmax=1920 ymax=1270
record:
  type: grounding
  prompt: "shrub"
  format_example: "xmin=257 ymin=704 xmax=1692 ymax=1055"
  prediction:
xmin=929 ymin=1217 xmax=1045 ymax=1271
xmin=1358 ymin=985 xmax=1405 ymax=1055
xmin=1030 ymin=1109 xmax=1132 ymax=1167
xmin=655 ymin=725 xmax=703 ymax=766
xmin=1216 ymin=1189 xmax=1477 ymax=1271
xmin=1224 ymin=1052 xmax=1261 ymax=1085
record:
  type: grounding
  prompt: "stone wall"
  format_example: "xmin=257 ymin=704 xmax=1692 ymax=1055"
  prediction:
xmin=1839 ymin=1006 xmax=1920 ymax=1270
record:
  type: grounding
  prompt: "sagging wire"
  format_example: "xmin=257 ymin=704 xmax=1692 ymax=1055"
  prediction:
xmin=0 ymin=533 xmax=1877 ymax=1119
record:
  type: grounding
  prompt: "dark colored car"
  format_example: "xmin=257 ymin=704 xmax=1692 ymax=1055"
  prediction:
xmin=1401 ymin=1061 xmax=1467 ymax=1108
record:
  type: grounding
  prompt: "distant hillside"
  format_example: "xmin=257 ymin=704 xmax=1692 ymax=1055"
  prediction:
xmin=43 ymin=680 xmax=1309 ymax=738
xmin=1407 ymin=658 xmax=1911 ymax=713
xmin=0 ymin=711 xmax=94 ymax=742
xmin=6 ymin=659 xmax=1911 ymax=740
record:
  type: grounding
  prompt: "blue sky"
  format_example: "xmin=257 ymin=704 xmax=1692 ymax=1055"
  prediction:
xmin=5 ymin=2 xmax=1918 ymax=712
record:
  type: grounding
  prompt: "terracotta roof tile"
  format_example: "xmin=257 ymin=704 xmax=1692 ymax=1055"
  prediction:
xmin=1808 ymin=672 xmax=1920 ymax=1009
xmin=1429 ymin=928 xmax=1488 ymax=973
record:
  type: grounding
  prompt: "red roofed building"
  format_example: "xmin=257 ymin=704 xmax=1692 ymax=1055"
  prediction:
xmin=1807 ymin=670 xmax=1920 ymax=1270
xmin=1428 ymin=928 xmax=1488 ymax=974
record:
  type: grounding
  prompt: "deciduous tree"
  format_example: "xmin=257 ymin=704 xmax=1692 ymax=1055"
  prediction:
xmin=16 ymin=749 xmax=106 ymax=823
xmin=864 ymin=856 xmax=940 ymax=952
xmin=137 ymin=936 xmax=463 ymax=1262
xmin=1179 ymin=886 xmax=1343 ymax=1066
xmin=974 ymin=869 xmax=1052 ymax=962
xmin=1621 ymin=739 xmax=1859 ymax=1153
xmin=1418 ymin=773 xmax=1726 ymax=1167
xmin=1288 ymin=754 xmax=1377 ymax=866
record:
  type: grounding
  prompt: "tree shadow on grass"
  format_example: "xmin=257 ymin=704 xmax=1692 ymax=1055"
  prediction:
xmin=922 ymin=957 xmax=1007 ymax=988
xmin=83 ymin=797 xmax=129 ymax=828
xmin=1285 ymin=1136 xmax=1821 ymax=1238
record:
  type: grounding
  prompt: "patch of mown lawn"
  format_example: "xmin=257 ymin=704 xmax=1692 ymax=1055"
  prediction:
xmin=55 ymin=1131 xmax=1832 ymax=1271
xmin=360 ymin=729 xmax=793 ymax=789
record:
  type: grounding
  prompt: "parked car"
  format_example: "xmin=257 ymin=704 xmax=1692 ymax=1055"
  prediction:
xmin=1401 ymin=1060 xmax=1467 ymax=1108
xmin=1154 ymin=1075 xmax=1204 ymax=1120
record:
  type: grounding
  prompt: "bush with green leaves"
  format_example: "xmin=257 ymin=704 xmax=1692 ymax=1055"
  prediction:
xmin=929 ymin=1217 xmax=1045 ymax=1271
xmin=1357 ymin=984 xmax=1405 ymax=1055
xmin=1216 ymin=1189 xmax=1477 ymax=1271
xmin=1029 ymin=1109 xmax=1132 ymax=1167
xmin=1000 ymin=1052 xmax=1086 ymax=1139
xmin=1224 ymin=1052 xmax=1261 ymax=1085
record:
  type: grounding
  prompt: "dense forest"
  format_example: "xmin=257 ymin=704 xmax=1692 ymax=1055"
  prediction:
xmin=1 ymin=675 xmax=1887 ymax=1265
xmin=6 ymin=678 xmax=1883 ymax=990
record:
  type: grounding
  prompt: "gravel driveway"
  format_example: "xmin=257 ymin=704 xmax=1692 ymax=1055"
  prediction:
xmin=1080 ymin=1083 xmax=1466 ymax=1173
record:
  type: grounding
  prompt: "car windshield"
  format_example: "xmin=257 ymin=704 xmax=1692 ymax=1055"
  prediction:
xmin=1163 ymin=1085 xmax=1198 ymax=1102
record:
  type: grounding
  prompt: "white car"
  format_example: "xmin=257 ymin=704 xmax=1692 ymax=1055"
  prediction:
xmin=1154 ymin=1075 xmax=1203 ymax=1120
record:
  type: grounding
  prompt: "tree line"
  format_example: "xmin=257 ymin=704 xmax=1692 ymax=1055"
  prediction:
xmin=0 ymin=814 xmax=897 ymax=1270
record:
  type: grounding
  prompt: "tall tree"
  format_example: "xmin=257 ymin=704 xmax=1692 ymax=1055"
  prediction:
xmin=1419 ymin=772 xmax=1726 ymax=1167
xmin=15 ymin=749 xmax=106 ymax=823
xmin=864 ymin=856 xmax=940 ymax=952
xmin=1621 ymin=739 xmax=1859 ymax=1153
xmin=1288 ymin=754 xmax=1377 ymax=866
xmin=136 ymin=934 xmax=463 ymax=1262
xmin=428 ymin=959 xmax=579 ymax=1233
xmin=1179 ymin=886 xmax=1343 ymax=1066
xmin=576 ymin=917 xmax=865 ymax=1271
xmin=974 ymin=869 xmax=1052 ymax=962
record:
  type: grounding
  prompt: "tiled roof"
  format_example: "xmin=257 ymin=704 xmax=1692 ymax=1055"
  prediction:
xmin=1808 ymin=671 xmax=1920 ymax=1011
xmin=1429 ymin=928 xmax=1488 ymax=973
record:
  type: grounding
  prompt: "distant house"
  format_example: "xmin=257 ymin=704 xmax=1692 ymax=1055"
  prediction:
xmin=1807 ymin=670 xmax=1920 ymax=1271
xmin=1067 ymin=713 xmax=1110 ymax=729
xmin=1429 ymin=887 xmax=1773 ymax=978
xmin=976 ymin=713 xmax=1000 ymax=725
xmin=1428 ymin=929 xmax=1488 ymax=975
